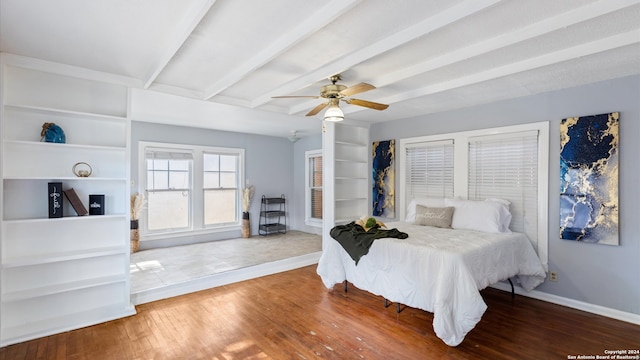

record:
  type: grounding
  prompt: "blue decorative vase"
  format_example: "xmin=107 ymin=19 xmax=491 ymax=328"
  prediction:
xmin=41 ymin=122 xmax=66 ymax=143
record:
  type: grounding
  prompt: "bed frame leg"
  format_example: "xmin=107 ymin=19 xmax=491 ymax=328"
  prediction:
xmin=508 ymin=278 xmax=514 ymax=299
xmin=384 ymin=299 xmax=402 ymax=313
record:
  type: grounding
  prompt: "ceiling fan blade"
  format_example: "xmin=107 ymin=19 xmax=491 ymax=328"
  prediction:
xmin=340 ymin=82 xmax=375 ymax=97
xmin=306 ymin=102 xmax=329 ymax=116
xmin=272 ymin=95 xmax=320 ymax=99
xmin=345 ymin=98 xmax=389 ymax=111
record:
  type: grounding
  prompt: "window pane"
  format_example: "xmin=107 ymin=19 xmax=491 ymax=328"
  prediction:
xmin=220 ymin=155 xmax=237 ymax=171
xmin=147 ymin=190 xmax=189 ymax=230
xmin=146 ymin=170 xmax=154 ymax=189
xmin=204 ymin=189 xmax=237 ymax=225
xmin=220 ymin=172 xmax=236 ymax=188
xmin=169 ymin=171 xmax=189 ymax=189
xmin=169 ymin=159 xmax=189 ymax=171
xmin=311 ymin=189 xmax=323 ymax=219
xmin=152 ymin=171 xmax=168 ymax=189
xmin=152 ymin=159 xmax=168 ymax=170
xmin=203 ymin=172 xmax=219 ymax=188
xmin=203 ymin=154 xmax=219 ymax=171
xmin=310 ymin=156 xmax=323 ymax=187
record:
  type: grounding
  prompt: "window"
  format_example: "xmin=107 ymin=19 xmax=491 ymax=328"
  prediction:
xmin=145 ymin=149 xmax=192 ymax=231
xmin=468 ymin=131 xmax=539 ymax=240
xmin=140 ymin=142 xmax=244 ymax=237
xmin=305 ymin=150 xmax=323 ymax=226
xmin=405 ymin=140 xmax=454 ymax=200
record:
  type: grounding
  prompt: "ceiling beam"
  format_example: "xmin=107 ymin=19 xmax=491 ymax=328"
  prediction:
xmin=255 ymin=0 xmax=502 ymax=112
xmin=372 ymin=0 xmax=639 ymax=90
xmin=353 ymin=30 xmax=639 ymax=111
xmin=143 ymin=0 xmax=217 ymax=89
xmin=202 ymin=0 xmax=362 ymax=100
xmin=338 ymin=0 xmax=639 ymax=116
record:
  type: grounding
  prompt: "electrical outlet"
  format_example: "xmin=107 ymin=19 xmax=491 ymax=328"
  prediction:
xmin=549 ymin=271 xmax=558 ymax=282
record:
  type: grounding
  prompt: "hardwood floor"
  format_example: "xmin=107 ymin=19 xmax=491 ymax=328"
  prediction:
xmin=1 ymin=265 xmax=638 ymax=359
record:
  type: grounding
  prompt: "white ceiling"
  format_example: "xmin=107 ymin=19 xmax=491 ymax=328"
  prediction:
xmin=2 ymin=0 xmax=639 ymax=138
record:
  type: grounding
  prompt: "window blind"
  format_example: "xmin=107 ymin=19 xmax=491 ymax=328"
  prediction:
xmin=405 ymin=140 xmax=454 ymax=200
xmin=310 ymin=155 xmax=323 ymax=219
xmin=145 ymin=149 xmax=193 ymax=160
xmin=468 ymin=131 xmax=538 ymax=242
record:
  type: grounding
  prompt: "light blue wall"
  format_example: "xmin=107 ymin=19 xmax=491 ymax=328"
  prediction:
xmin=371 ymin=75 xmax=640 ymax=315
xmin=131 ymin=121 xmax=295 ymax=247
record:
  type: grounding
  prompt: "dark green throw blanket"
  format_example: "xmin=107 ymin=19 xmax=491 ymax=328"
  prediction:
xmin=330 ymin=222 xmax=408 ymax=265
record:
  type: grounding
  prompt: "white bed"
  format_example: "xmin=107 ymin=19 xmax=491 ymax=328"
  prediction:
xmin=316 ymin=221 xmax=547 ymax=346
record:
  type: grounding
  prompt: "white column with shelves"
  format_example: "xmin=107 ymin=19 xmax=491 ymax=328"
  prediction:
xmin=0 ymin=57 xmax=134 ymax=346
xmin=322 ymin=122 xmax=369 ymax=248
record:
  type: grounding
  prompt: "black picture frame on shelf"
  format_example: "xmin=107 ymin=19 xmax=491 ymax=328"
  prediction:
xmin=89 ymin=194 xmax=105 ymax=215
xmin=48 ymin=182 xmax=63 ymax=218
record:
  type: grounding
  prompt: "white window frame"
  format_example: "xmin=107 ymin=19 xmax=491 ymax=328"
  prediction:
xmin=398 ymin=122 xmax=549 ymax=269
xmin=139 ymin=141 xmax=245 ymax=240
xmin=305 ymin=149 xmax=323 ymax=227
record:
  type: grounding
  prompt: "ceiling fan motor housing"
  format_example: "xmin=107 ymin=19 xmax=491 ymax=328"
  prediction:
xmin=320 ymin=84 xmax=347 ymax=98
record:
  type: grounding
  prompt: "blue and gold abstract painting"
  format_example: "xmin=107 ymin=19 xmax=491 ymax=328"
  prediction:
xmin=372 ymin=139 xmax=395 ymax=218
xmin=560 ymin=112 xmax=619 ymax=245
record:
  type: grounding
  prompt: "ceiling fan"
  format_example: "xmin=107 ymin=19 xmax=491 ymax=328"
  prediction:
xmin=272 ymin=74 xmax=388 ymax=121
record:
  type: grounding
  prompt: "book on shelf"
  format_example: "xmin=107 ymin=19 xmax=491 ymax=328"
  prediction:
xmin=48 ymin=182 xmax=63 ymax=218
xmin=64 ymin=188 xmax=88 ymax=216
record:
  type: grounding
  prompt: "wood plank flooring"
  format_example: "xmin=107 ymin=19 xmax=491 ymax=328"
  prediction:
xmin=1 ymin=265 xmax=638 ymax=359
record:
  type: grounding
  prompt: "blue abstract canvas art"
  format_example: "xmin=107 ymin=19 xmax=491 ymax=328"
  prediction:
xmin=372 ymin=139 xmax=395 ymax=218
xmin=560 ymin=112 xmax=619 ymax=245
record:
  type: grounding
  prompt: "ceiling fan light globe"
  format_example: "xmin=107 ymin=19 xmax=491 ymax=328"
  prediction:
xmin=324 ymin=115 xmax=344 ymax=122
xmin=324 ymin=104 xmax=344 ymax=122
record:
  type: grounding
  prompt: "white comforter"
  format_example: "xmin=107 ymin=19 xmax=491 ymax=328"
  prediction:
xmin=316 ymin=222 xmax=547 ymax=346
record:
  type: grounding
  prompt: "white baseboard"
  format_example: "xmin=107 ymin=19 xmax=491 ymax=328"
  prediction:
xmin=131 ymin=251 xmax=322 ymax=305
xmin=491 ymin=282 xmax=640 ymax=325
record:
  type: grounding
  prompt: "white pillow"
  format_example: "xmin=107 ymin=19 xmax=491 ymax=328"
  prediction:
xmin=485 ymin=198 xmax=512 ymax=233
xmin=444 ymin=198 xmax=511 ymax=233
xmin=405 ymin=197 xmax=447 ymax=223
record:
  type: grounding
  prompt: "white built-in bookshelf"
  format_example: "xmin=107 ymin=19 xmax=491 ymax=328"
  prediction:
xmin=0 ymin=56 xmax=134 ymax=346
xmin=322 ymin=122 xmax=369 ymax=247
